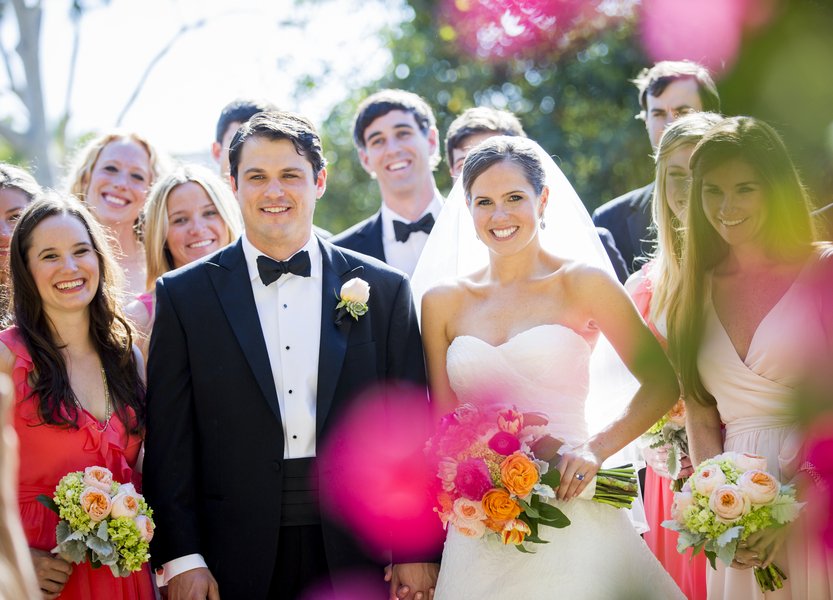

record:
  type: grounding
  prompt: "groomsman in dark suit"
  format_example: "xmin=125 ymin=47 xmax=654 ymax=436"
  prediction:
xmin=593 ymin=61 xmax=721 ymax=274
xmin=144 ymin=111 xmax=437 ymax=600
xmin=444 ymin=106 xmax=629 ymax=282
xmin=331 ymin=90 xmax=442 ymax=276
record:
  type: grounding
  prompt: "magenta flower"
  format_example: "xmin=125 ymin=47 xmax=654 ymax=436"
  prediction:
xmin=454 ymin=458 xmax=493 ymax=500
xmin=488 ymin=431 xmax=521 ymax=456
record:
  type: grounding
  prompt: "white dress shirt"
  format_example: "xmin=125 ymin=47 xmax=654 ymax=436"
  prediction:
xmin=158 ymin=234 xmax=323 ymax=585
xmin=381 ymin=191 xmax=443 ymax=277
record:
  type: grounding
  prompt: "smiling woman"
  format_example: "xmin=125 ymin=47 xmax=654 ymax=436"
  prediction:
xmin=66 ymin=131 xmax=170 ymax=298
xmin=124 ymin=164 xmax=242 ymax=356
xmin=0 ymin=191 xmax=153 ymax=599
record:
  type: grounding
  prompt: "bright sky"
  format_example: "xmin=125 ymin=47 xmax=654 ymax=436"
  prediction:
xmin=3 ymin=0 xmax=407 ymax=162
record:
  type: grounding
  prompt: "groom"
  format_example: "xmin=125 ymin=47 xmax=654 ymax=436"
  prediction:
xmin=143 ymin=111 xmax=436 ymax=600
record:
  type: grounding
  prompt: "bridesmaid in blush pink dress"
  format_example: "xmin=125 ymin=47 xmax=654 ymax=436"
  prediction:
xmin=668 ymin=116 xmax=833 ymax=599
xmin=626 ymin=113 xmax=721 ymax=600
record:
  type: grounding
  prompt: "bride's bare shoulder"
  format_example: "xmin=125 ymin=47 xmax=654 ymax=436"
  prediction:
xmin=551 ymin=259 xmax=619 ymax=295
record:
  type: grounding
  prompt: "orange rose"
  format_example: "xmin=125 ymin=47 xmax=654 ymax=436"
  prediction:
xmin=667 ymin=398 xmax=687 ymax=426
xmin=501 ymin=519 xmax=532 ymax=545
xmin=80 ymin=487 xmax=112 ymax=522
xmin=482 ymin=488 xmax=521 ymax=522
xmin=500 ymin=453 xmax=539 ymax=498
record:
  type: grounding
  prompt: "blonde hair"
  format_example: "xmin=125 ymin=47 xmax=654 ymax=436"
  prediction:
xmin=668 ymin=117 xmax=818 ymax=405
xmin=648 ymin=112 xmax=724 ymax=322
xmin=143 ymin=164 xmax=243 ymax=289
xmin=0 ymin=376 xmax=40 ymax=599
xmin=66 ymin=131 xmax=168 ymax=202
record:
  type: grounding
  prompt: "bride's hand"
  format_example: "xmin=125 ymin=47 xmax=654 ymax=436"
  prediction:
xmin=555 ymin=444 xmax=601 ymax=500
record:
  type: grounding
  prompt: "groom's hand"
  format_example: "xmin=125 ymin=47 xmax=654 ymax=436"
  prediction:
xmin=387 ymin=562 xmax=438 ymax=600
xmin=168 ymin=568 xmax=220 ymax=600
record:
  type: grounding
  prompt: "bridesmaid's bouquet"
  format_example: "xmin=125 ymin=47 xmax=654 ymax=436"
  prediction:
xmin=425 ymin=403 xmax=639 ymax=552
xmin=640 ymin=398 xmax=689 ymax=491
xmin=37 ymin=466 xmax=155 ymax=577
xmin=662 ymin=452 xmax=803 ymax=592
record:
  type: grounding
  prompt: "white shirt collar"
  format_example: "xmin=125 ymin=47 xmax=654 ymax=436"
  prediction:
xmin=241 ymin=234 xmax=322 ymax=284
xmin=380 ymin=190 xmax=444 ymax=243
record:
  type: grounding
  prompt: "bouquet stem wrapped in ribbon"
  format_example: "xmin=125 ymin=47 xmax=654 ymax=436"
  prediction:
xmin=662 ymin=452 xmax=803 ymax=592
xmin=37 ymin=466 xmax=154 ymax=577
xmin=426 ymin=403 xmax=638 ymax=552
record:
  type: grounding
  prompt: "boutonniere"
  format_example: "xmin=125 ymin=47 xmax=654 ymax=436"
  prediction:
xmin=335 ymin=278 xmax=370 ymax=325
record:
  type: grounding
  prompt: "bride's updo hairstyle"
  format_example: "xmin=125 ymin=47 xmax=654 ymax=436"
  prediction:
xmin=669 ymin=116 xmax=818 ymax=406
xmin=462 ymin=136 xmax=546 ymax=203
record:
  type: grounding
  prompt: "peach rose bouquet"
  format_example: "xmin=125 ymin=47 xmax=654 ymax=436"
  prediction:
xmin=37 ymin=466 xmax=155 ymax=576
xmin=426 ymin=403 xmax=638 ymax=552
xmin=662 ymin=452 xmax=803 ymax=592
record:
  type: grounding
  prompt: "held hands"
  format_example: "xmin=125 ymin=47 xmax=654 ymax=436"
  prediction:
xmin=732 ymin=527 xmax=790 ymax=570
xmin=556 ymin=444 xmax=602 ymax=501
xmin=168 ymin=567 xmax=220 ymax=600
xmin=30 ymin=548 xmax=72 ymax=600
xmin=385 ymin=562 xmax=439 ymax=600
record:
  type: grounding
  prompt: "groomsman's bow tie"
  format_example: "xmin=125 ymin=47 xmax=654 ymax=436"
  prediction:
xmin=393 ymin=213 xmax=435 ymax=242
xmin=257 ymin=251 xmax=311 ymax=285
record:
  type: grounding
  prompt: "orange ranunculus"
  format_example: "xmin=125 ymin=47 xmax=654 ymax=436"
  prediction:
xmin=482 ymin=488 xmax=522 ymax=522
xmin=500 ymin=453 xmax=539 ymax=498
xmin=484 ymin=517 xmax=507 ymax=532
xmin=501 ymin=519 xmax=532 ymax=545
xmin=80 ymin=487 xmax=112 ymax=522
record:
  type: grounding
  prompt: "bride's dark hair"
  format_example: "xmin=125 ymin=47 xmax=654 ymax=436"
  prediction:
xmin=9 ymin=192 xmax=145 ymax=432
xmin=461 ymin=136 xmax=546 ymax=201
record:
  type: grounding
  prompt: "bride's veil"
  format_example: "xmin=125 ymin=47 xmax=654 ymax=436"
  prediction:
xmin=411 ymin=137 xmax=648 ymax=530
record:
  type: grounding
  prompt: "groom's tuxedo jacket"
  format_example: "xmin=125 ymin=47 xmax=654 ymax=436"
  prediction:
xmin=143 ymin=236 xmax=427 ymax=599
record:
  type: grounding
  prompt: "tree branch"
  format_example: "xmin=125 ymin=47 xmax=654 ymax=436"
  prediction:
xmin=115 ymin=17 xmax=206 ymax=126
xmin=56 ymin=7 xmax=82 ymax=154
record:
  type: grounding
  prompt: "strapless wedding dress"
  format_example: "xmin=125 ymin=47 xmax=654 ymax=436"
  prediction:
xmin=434 ymin=324 xmax=684 ymax=600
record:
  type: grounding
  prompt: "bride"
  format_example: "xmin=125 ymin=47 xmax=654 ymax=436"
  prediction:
xmin=414 ymin=136 xmax=685 ymax=599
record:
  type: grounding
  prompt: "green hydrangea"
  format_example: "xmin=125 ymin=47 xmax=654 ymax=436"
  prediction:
xmin=53 ymin=472 xmax=93 ymax=534
xmin=107 ymin=517 xmax=150 ymax=574
xmin=645 ymin=414 xmax=668 ymax=436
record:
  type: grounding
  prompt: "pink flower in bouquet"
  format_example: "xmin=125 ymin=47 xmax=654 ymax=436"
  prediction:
xmin=709 ymin=484 xmax=751 ymax=522
xmin=737 ymin=470 xmax=779 ymax=505
xmin=501 ymin=519 xmax=532 ymax=545
xmin=110 ymin=491 xmax=140 ymax=519
xmin=734 ymin=452 xmax=769 ymax=472
xmin=667 ymin=399 xmax=687 ymax=427
xmin=452 ymin=497 xmax=487 ymax=522
xmin=455 ymin=517 xmax=486 ymax=539
xmin=497 ymin=408 xmax=523 ymax=434
xmin=134 ymin=515 xmax=155 ymax=542
xmin=80 ymin=487 xmax=112 ymax=522
xmin=82 ymin=466 xmax=114 ymax=493
xmin=437 ymin=458 xmax=458 ymax=492
xmin=692 ymin=463 xmax=726 ymax=495
xmin=670 ymin=490 xmax=694 ymax=523
xmin=454 ymin=458 xmax=493 ymax=500
xmin=455 ymin=403 xmax=480 ymax=425
xmin=437 ymin=426 xmax=479 ymax=459
xmin=488 ymin=431 xmax=521 ymax=456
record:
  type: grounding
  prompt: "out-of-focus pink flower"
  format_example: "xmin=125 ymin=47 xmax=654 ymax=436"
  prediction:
xmin=454 ymin=458 xmax=493 ymax=501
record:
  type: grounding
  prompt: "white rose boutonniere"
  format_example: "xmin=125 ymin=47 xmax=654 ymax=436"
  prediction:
xmin=335 ymin=278 xmax=370 ymax=324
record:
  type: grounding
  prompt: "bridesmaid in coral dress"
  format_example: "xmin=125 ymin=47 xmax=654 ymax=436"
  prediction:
xmin=0 ymin=192 xmax=152 ymax=599
xmin=626 ymin=113 xmax=721 ymax=600
xmin=669 ymin=116 xmax=833 ymax=599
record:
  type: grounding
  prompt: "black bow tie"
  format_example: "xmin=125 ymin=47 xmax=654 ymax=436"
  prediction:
xmin=256 ymin=251 xmax=311 ymax=286
xmin=393 ymin=213 xmax=435 ymax=242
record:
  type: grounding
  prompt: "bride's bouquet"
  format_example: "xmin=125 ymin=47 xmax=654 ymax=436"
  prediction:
xmin=37 ymin=466 xmax=155 ymax=577
xmin=662 ymin=452 xmax=803 ymax=592
xmin=640 ymin=398 xmax=689 ymax=491
xmin=426 ymin=403 xmax=639 ymax=552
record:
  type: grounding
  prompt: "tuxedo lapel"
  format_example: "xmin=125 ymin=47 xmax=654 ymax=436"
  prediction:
xmin=209 ymin=240 xmax=282 ymax=423
xmin=626 ymin=183 xmax=653 ymax=263
xmin=316 ymin=239 xmax=363 ymax=435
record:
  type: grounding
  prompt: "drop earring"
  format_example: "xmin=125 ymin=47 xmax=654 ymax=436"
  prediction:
xmin=539 ymin=218 xmax=546 ymax=230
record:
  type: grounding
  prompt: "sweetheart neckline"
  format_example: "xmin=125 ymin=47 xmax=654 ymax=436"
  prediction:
xmin=450 ymin=323 xmax=591 ymax=351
